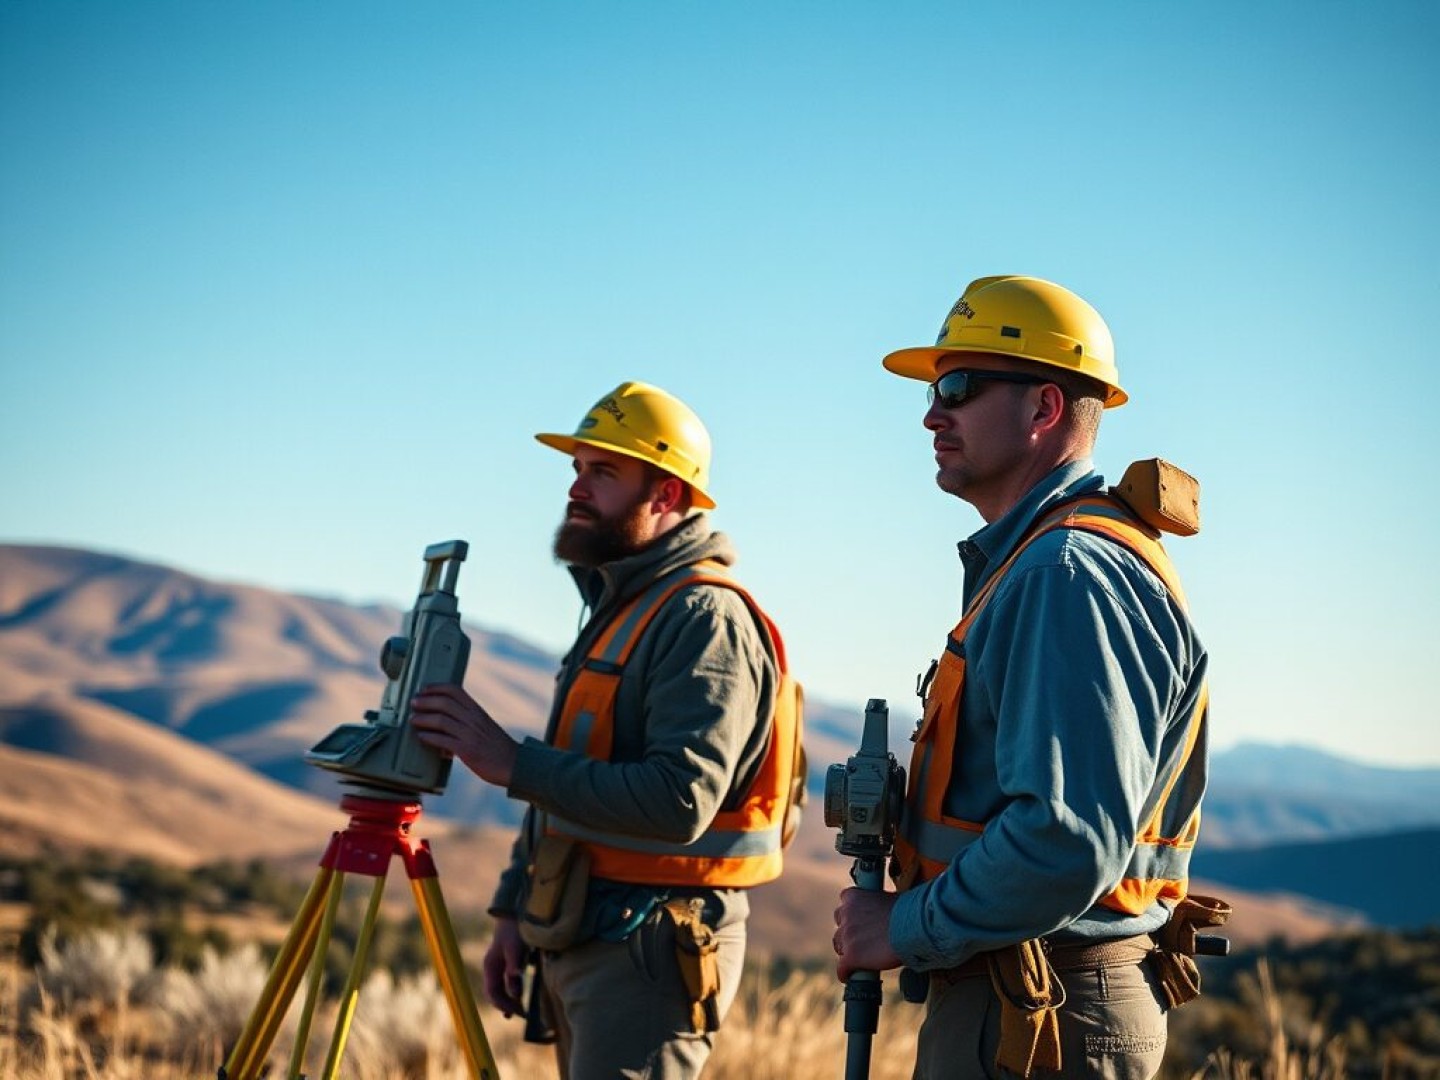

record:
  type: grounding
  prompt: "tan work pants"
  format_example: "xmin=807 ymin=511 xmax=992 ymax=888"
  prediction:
xmin=540 ymin=914 xmax=746 ymax=1080
xmin=913 ymin=955 xmax=1168 ymax=1080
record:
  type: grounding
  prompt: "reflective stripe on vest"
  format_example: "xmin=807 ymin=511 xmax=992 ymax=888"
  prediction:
xmin=893 ymin=496 xmax=1207 ymax=915
xmin=546 ymin=561 xmax=800 ymax=889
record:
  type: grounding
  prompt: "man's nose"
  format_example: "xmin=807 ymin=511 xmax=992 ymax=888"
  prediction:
xmin=923 ymin=397 xmax=950 ymax=432
xmin=568 ymin=475 xmax=591 ymax=501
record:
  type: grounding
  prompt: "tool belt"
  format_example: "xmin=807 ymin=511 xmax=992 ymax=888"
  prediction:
xmin=928 ymin=932 xmax=1152 ymax=988
xmin=662 ymin=897 xmax=722 ymax=1034
xmin=924 ymin=916 xmax=1227 ymax=1080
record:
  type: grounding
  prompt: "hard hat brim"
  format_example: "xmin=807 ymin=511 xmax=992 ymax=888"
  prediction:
xmin=881 ymin=347 xmax=952 ymax=382
xmin=534 ymin=432 xmax=717 ymax=509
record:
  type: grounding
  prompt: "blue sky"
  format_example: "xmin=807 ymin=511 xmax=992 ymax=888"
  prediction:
xmin=3 ymin=2 xmax=1437 ymax=765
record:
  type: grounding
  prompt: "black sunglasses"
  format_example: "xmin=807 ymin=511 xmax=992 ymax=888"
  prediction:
xmin=927 ymin=369 xmax=1047 ymax=410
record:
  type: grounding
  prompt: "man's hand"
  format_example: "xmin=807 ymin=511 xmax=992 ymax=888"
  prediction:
xmin=482 ymin=917 xmax=526 ymax=1017
xmin=409 ymin=684 xmax=519 ymax=788
xmin=833 ymin=886 xmax=903 ymax=982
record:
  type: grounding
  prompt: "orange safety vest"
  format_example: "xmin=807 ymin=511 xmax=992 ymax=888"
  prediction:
xmin=544 ymin=562 xmax=805 ymax=889
xmin=893 ymin=495 xmax=1208 ymax=916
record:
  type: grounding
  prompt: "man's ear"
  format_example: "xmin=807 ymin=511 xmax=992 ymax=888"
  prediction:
xmin=1031 ymin=383 xmax=1067 ymax=436
xmin=651 ymin=475 xmax=686 ymax=514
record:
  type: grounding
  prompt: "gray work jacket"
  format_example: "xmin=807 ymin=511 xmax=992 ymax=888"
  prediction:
xmin=490 ymin=514 xmax=778 ymax=936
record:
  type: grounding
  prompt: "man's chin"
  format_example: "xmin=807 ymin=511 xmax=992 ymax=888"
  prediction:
xmin=553 ymin=523 xmax=594 ymax=565
xmin=935 ymin=468 xmax=969 ymax=497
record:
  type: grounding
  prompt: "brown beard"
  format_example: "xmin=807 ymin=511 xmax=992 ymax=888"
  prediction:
xmin=552 ymin=492 xmax=656 ymax=568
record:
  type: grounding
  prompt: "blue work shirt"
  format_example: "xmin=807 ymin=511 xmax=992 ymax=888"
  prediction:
xmin=889 ymin=460 xmax=1209 ymax=970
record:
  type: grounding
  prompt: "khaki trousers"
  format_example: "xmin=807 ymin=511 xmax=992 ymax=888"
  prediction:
xmin=540 ymin=914 xmax=746 ymax=1080
xmin=913 ymin=956 xmax=1168 ymax=1080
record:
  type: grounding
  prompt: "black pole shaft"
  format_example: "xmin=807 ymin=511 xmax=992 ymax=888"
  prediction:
xmin=842 ymin=854 xmax=886 ymax=1080
xmin=845 ymin=1030 xmax=874 ymax=1080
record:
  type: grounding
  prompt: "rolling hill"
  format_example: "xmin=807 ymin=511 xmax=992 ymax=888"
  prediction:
xmin=2 ymin=541 xmax=1433 ymax=952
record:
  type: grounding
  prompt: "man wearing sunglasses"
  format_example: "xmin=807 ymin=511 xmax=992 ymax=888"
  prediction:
xmin=832 ymin=276 xmax=1212 ymax=1078
xmin=410 ymin=380 xmax=803 ymax=1080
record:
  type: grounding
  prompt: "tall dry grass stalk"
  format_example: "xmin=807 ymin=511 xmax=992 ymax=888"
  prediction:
xmin=1190 ymin=960 xmax=1348 ymax=1080
xmin=148 ymin=943 xmax=289 ymax=1060
xmin=1 ymin=930 xmax=20 ymax=1080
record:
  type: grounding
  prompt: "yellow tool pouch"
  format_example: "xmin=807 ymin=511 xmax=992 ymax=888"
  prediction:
xmin=663 ymin=897 xmax=722 ymax=1034
xmin=1148 ymin=893 xmax=1232 ymax=1008
xmin=518 ymin=835 xmax=592 ymax=951
xmin=987 ymin=939 xmax=1064 ymax=1078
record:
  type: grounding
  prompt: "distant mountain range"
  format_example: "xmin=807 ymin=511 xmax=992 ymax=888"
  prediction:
xmin=1191 ymin=828 xmax=1440 ymax=929
xmin=3 ymin=541 xmax=1437 ymax=944
xmin=1201 ymin=742 xmax=1440 ymax=848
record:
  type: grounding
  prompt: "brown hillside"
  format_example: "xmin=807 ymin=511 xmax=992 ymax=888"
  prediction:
xmin=0 ymin=544 xmax=556 ymax=822
xmin=0 ymin=544 xmax=1361 ymax=961
xmin=0 ymin=705 xmax=339 ymax=869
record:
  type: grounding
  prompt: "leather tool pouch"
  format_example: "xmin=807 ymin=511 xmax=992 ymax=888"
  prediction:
xmin=987 ymin=939 xmax=1064 ymax=1078
xmin=664 ymin=898 xmax=722 ymax=1034
xmin=1148 ymin=893 xmax=1232 ymax=1008
xmin=518 ymin=835 xmax=592 ymax=951
xmin=1109 ymin=458 xmax=1201 ymax=537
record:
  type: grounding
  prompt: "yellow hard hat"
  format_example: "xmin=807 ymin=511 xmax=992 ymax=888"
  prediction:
xmin=536 ymin=381 xmax=716 ymax=509
xmin=882 ymin=275 xmax=1127 ymax=407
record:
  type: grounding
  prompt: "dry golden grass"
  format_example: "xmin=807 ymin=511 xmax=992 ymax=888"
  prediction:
xmin=1 ymin=925 xmax=1362 ymax=1080
xmin=1187 ymin=961 xmax=1349 ymax=1080
xmin=0 ymin=924 xmax=890 ymax=1080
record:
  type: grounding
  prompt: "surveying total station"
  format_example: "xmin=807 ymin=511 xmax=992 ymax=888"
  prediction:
xmin=825 ymin=698 xmax=905 ymax=1080
xmin=219 ymin=540 xmax=501 ymax=1080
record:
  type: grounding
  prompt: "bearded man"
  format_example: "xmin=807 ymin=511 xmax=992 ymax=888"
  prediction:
xmin=410 ymin=381 xmax=798 ymax=1080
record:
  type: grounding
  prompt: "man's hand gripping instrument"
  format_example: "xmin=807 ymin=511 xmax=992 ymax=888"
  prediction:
xmin=825 ymin=698 xmax=906 ymax=1080
xmin=306 ymin=540 xmax=471 ymax=796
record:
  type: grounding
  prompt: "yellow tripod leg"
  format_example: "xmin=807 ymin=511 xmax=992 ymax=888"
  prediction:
xmin=414 ymin=875 xmax=501 ymax=1080
xmin=319 ymin=872 xmax=388 ymax=1080
xmin=220 ymin=865 xmax=337 ymax=1080
xmin=286 ymin=866 xmax=347 ymax=1078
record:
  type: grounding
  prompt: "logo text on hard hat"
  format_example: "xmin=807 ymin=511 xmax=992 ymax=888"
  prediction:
xmin=597 ymin=397 xmax=625 ymax=423
xmin=936 ymin=298 xmax=976 ymax=344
